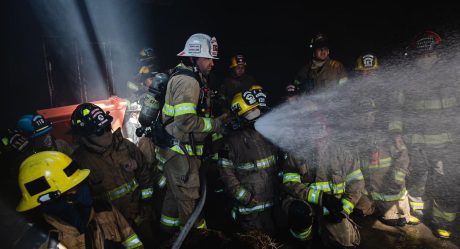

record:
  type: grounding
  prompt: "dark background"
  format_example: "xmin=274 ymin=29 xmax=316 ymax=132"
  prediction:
xmin=2 ymin=0 xmax=460 ymax=130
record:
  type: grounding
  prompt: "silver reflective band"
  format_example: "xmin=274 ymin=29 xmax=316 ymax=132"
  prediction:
xmin=238 ymin=201 xmax=273 ymax=214
xmin=141 ymin=188 xmax=153 ymax=199
xmin=236 ymin=155 xmax=276 ymax=171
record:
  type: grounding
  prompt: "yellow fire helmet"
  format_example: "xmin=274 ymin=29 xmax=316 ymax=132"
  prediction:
xmin=249 ymin=84 xmax=263 ymax=91
xmin=17 ymin=151 xmax=90 ymax=212
xmin=229 ymin=54 xmax=247 ymax=69
xmin=355 ymin=54 xmax=379 ymax=71
xmin=231 ymin=91 xmax=259 ymax=117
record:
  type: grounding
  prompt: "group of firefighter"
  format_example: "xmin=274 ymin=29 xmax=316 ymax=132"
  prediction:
xmin=0 ymin=29 xmax=458 ymax=249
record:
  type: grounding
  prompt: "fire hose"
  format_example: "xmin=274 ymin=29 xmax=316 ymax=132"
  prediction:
xmin=171 ymin=148 xmax=207 ymax=249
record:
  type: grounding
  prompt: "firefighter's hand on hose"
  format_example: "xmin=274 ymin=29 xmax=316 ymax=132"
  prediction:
xmin=216 ymin=113 xmax=230 ymax=132
xmin=321 ymin=194 xmax=344 ymax=217
xmin=247 ymin=196 xmax=259 ymax=207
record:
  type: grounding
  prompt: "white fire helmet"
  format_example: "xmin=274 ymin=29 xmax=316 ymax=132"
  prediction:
xmin=177 ymin=33 xmax=219 ymax=59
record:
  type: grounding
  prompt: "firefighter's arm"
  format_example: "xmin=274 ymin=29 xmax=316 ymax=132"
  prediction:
xmin=388 ymin=90 xmax=405 ymax=133
xmin=282 ymin=155 xmax=311 ymax=200
xmin=342 ymin=157 xmax=365 ymax=215
xmin=336 ymin=61 xmax=348 ymax=85
xmin=218 ymin=143 xmax=252 ymax=205
xmin=391 ymin=135 xmax=410 ymax=188
xmin=170 ymin=77 xmax=222 ymax=134
xmin=129 ymin=142 xmax=154 ymax=200
xmin=112 ymin=205 xmax=144 ymax=249
xmin=293 ymin=66 xmax=308 ymax=89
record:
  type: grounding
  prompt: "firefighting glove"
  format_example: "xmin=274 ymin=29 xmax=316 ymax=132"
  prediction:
xmin=378 ymin=217 xmax=407 ymax=227
xmin=321 ymin=194 xmax=344 ymax=217
xmin=247 ymin=196 xmax=259 ymax=207
xmin=216 ymin=113 xmax=230 ymax=128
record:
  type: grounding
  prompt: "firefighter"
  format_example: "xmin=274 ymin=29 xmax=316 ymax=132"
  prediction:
xmin=294 ymin=33 xmax=348 ymax=94
xmin=139 ymin=47 xmax=158 ymax=72
xmin=389 ymin=30 xmax=460 ymax=239
xmin=16 ymin=114 xmax=73 ymax=156
xmin=354 ymin=98 xmax=411 ymax=227
xmin=221 ymin=54 xmax=259 ymax=107
xmin=15 ymin=151 xmax=143 ymax=249
xmin=70 ymin=103 xmax=155 ymax=247
xmin=281 ymin=112 xmax=363 ymax=248
xmin=249 ymin=84 xmax=269 ymax=113
xmin=156 ymin=33 xmax=228 ymax=232
xmin=284 ymin=84 xmax=301 ymax=103
xmin=218 ymin=91 xmax=278 ymax=235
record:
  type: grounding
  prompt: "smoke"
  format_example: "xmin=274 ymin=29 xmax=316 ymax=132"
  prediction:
xmin=28 ymin=0 xmax=152 ymax=105
xmin=255 ymin=32 xmax=460 ymax=166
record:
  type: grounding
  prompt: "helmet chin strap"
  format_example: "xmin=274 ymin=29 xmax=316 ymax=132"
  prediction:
xmin=189 ymin=57 xmax=199 ymax=73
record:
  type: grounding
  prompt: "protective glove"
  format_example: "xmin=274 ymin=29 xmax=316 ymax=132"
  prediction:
xmin=247 ymin=196 xmax=259 ymax=207
xmin=378 ymin=217 xmax=407 ymax=227
xmin=321 ymin=194 xmax=344 ymax=217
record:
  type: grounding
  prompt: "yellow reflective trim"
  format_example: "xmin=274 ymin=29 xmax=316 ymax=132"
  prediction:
xmin=218 ymin=158 xmax=234 ymax=168
xmin=237 ymin=201 xmax=273 ymax=214
xmin=162 ymin=103 xmax=175 ymax=116
xmin=371 ymin=188 xmax=407 ymax=202
xmin=235 ymin=155 xmax=276 ymax=171
xmin=433 ymin=206 xmax=457 ymax=222
xmin=367 ymin=157 xmax=392 ymax=169
xmin=442 ymin=97 xmax=456 ymax=109
xmin=160 ymin=214 xmax=180 ymax=227
xmin=202 ymin=117 xmax=212 ymax=132
xmin=342 ymin=198 xmax=354 ymax=215
xmin=156 ymin=153 xmax=166 ymax=164
xmin=309 ymin=182 xmax=331 ymax=192
xmin=236 ymin=188 xmax=249 ymax=201
xmin=283 ymin=172 xmax=301 ymax=184
xmin=290 ymin=226 xmax=312 ymax=241
xmin=345 ymin=168 xmax=364 ymax=183
xmin=122 ymin=234 xmax=143 ymax=249
xmin=410 ymin=201 xmax=424 ymax=210
xmin=1 ymin=137 xmax=8 ymax=146
xmin=394 ymin=169 xmax=406 ymax=182
xmin=169 ymin=144 xmax=203 ymax=156
xmin=141 ymin=188 xmax=153 ymax=199
xmin=173 ymin=103 xmax=197 ymax=116
xmin=196 ymin=220 xmax=207 ymax=229
xmin=212 ymin=133 xmax=223 ymax=141
xmin=157 ymin=175 xmax=166 ymax=189
xmin=414 ymin=97 xmax=457 ymax=111
xmin=388 ymin=120 xmax=402 ymax=132
xmin=82 ymin=108 xmax=90 ymax=116
xmin=411 ymin=133 xmax=452 ymax=145
xmin=106 ymin=179 xmax=139 ymax=201
xmin=307 ymin=188 xmax=321 ymax=204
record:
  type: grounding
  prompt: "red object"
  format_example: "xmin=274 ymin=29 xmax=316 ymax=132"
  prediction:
xmin=37 ymin=96 xmax=128 ymax=145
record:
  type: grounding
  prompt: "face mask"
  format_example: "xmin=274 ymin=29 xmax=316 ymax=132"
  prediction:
xmin=87 ymin=129 xmax=113 ymax=148
xmin=64 ymin=183 xmax=93 ymax=207
xmin=244 ymin=108 xmax=261 ymax=121
xmin=42 ymin=183 xmax=92 ymax=233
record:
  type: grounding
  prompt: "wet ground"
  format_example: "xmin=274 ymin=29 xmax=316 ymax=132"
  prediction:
xmin=355 ymin=216 xmax=459 ymax=249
